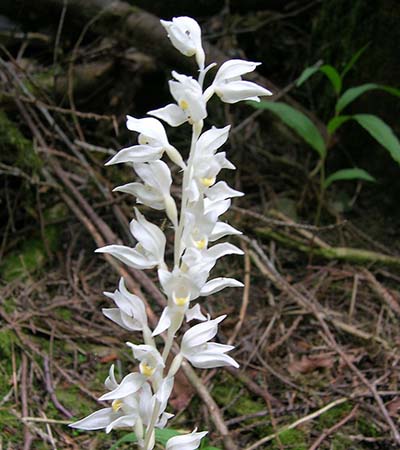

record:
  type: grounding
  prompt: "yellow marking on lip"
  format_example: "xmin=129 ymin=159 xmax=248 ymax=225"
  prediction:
xmin=179 ymin=99 xmax=189 ymax=110
xmin=194 ymin=238 xmax=207 ymax=250
xmin=112 ymin=399 xmax=123 ymax=412
xmin=140 ymin=362 xmax=155 ymax=377
xmin=174 ymin=295 xmax=189 ymax=306
xmin=200 ymin=177 xmax=215 ymax=187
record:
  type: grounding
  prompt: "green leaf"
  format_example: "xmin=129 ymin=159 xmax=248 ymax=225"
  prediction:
xmin=341 ymin=43 xmax=370 ymax=79
xmin=296 ymin=62 xmax=322 ymax=87
xmin=249 ymin=101 xmax=326 ymax=157
xmin=155 ymin=428 xmax=182 ymax=445
xmin=319 ymin=65 xmax=342 ymax=94
xmin=110 ymin=432 xmax=137 ymax=450
xmin=353 ymin=114 xmax=400 ymax=165
xmin=296 ymin=63 xmax=342 ymax=94
xmin=324 ymin=168 xmax=376 ymax=189
xmin=336 ymin=83 xmax=400 ymax=113
xmin=327 ymin=115 xmax=351 ymax=135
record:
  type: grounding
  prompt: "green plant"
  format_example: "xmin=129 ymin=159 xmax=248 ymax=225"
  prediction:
xmin=249 ymin=47 xmax=400 ymax=222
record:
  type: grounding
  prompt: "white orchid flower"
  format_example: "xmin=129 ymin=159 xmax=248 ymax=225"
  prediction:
xmin=96 ymin=208 xmax=166 ymax=269
xmin=69 ymin=365 xmax=146 ymax=433
xmin=149 ymin=71 xmax=207 ymax=127
xmin=114 ymin=161 xmax=178 ymax=225
xmin=205 ymin=59 xmax=272 ymax=104
xmin=182 ymin=198 xmax=241 ymax=251
xmin=153 ymin=302 xmax=207 ymax=337
xmin=161 ymin=16 xmax=205 ymax=70
xmin=152 ymin=267 xmax=209 ymax=336
xmin=186 ymin=126 xmax=236 ymax=201
xmin=106 ymin=116 xmax=184 ymax=169
xmin=180 ymin=315 xmax=239 ymax=369
xmin=126 ymin=343 xmax=164 ymax=380
xmin=102 ymin=277 xmax=148 ymax=332
xmin=166 ymin=429 xmax=208 ymax=450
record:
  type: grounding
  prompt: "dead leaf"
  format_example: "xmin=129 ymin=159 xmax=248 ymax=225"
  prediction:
xmin=289 ymin=353 xmax=335 ymax=374
xmin=387 ymin=397 xmax=400 ymax=417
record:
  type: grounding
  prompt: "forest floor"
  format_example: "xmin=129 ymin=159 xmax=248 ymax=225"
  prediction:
xmin=1 ymin=2 xmax=400 ymax=449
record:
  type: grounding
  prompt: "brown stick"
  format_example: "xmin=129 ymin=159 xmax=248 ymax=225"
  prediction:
xmin=21 ymin=354 xmax=34 ymax=450
xmin=43 ymin=357 xmax=73 ymax=418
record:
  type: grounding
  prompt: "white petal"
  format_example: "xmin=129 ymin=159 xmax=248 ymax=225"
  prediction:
xmin=106 ymin=414 xmax=138 ymax=433
xmin=126 ymin=116 xmax=169 ymax=146
xmin=131 ymin=209 xmax=166 ymax=259
xmin=206 ymin=242 xmax=244 ymax=261
xmin=158 ymin=268 xmax=173 ymax=293
xmin=99 ymin=373 xmax=145 ymax=401
xmin=126 ymin=343 xmax=164 ymax=368
xmin=152 ymin=307 xmax=173 ymax=336
xmin=185 ymin=303 xmax=207 ymax=322
xmin=117 ymin=278 xmax=148 ymax=325
xmin=102 ymin=308 xmax=143 ymax=331
xmin=215 ymin=59 xmax=260 ymax=81
xmin=189 ymin=344 xmax=239 ymax=369
xmin=134 ymin=161 xmax=172 ymax=194
xmin=215 ymin=80 xmax=272 ymax=104
xmin=114 ymin=183 xmax=165 ymax=210
xmin=196 ymin=125 xmax=230 ymax=155
xmin=166 ymin=429 xmax=208 ymax=450
xmin=156 ymin=376 xmax=174 ymax=410
xmin=207 ymin=181 xmax=244 ymax=201
xmin=105 ymin=145 xmax=163 ymax=165
xmin=200 ymin=277 xmax=244 ymax=296
xmin=104 ymin=364 xmax=118 ymax=390
xmin=209 ymin=222 xmax=242 ymax=241
xmin=186 ymin=178 xmax=200 ymax=203
xmin=181 ymin=315 xmax=226 ymax=349
xmin=204 ymin=198 xmax=231 ymax=217
xmin=69 ymin=408 xmax=114 ymax=430
xmin=157 ymin=412 xmax=174 ymax=429
xmin=148 ymin=104 xmax=187 ymax=127
xmin=95 ymin=245 xmax=158 ymax=269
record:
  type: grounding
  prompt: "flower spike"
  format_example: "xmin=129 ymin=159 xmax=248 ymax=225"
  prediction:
xmin=70 ymin=15 xmax=267 ymax=450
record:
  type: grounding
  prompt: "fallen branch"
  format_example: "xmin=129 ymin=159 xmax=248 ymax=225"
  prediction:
xmin=256 ymin=226 xmax=400 ymax=267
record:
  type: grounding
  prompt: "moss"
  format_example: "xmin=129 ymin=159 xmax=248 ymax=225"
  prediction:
xmin=357 ymin=415 xmax=380 ymax=437
xmin=56 ymin=307 xmax=73 ymax=321
xmin=0 ymin=409 xmax=21 ymax=444
xmin=0 ymin=225 xmax=60 ymax=281
xmin=0 ymin=329 xmax=17 ymax=358
xmin=316 ymin=402 xmax=352 ymax=430
xmin=331 ymin=434 xmax=356 ymax=450
xmin=273 ymin=429 xmax=307 ymax=450
xmin=212 ymin=376 xmax=265 ymax=417
xmin=0 ymin=110 xmax=41 ymax=172
xmin=55 ymin=386 xmax=95 ymax=419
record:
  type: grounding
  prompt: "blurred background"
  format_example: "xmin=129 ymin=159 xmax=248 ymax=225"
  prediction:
xmin=0 ymin=1 xmax=399 ymax=449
